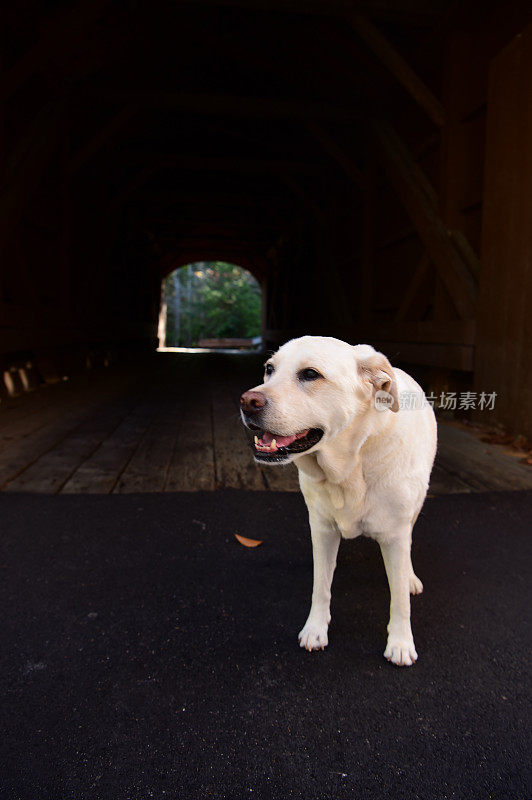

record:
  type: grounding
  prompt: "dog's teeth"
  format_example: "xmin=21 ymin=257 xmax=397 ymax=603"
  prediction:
xmin=271 ymin=439 xmax=277 ymax=449
xmin=254 ymin=435 xmax=258 ymax=445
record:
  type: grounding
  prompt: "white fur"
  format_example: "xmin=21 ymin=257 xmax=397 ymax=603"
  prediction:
xmin=242 ymin=336 xmax=437 ymax=666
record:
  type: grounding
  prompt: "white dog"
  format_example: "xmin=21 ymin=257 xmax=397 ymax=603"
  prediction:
xmin=240 ymin=336 xmax=437 ymax=666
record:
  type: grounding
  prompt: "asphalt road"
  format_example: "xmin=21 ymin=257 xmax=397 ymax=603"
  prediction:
xmin=1 ymin=489 xmax=530 ymax=800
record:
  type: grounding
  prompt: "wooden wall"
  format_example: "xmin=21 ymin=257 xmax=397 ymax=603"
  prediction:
xmin=358 ymin=4 xmax=532 ymax=433
xmin=475 ymin=21 xmax=532 ymax=436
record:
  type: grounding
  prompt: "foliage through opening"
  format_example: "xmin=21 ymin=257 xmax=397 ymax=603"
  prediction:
xmin=159 ymin=262 xmax=262 ymax=348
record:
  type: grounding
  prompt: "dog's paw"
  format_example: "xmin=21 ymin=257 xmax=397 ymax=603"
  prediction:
xmin=298 ymin=620 xmax=329 ymax=651
xmin=409 ymin=573 xmax=423 ymax=595
xmin=384 ymin=637 xmax=418 ymax=667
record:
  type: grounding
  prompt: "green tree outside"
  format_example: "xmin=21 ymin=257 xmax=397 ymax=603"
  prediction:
xmin=162 ymin=262 xmax=262 ymax=347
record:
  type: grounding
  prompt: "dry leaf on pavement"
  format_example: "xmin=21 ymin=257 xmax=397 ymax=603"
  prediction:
xmin=234 ymin=534 xmax=263 ymax=548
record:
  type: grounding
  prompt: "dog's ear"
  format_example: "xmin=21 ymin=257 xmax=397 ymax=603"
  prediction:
xmin=357 ymin=352 xmax=399 ymax=412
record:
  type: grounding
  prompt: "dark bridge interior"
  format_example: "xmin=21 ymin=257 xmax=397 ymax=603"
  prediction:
xmin=1 ymin=0 xmax=532 ymax=437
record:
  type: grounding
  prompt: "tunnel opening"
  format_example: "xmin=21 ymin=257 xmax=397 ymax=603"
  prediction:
xmin=157 ymin=262 xmax=263 ymax=352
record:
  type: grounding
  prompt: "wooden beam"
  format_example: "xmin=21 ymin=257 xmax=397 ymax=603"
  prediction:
xmin=369 ymin=341 xmax=473 ymax=370
xmin=88 ymin=90 xmax=362 ymax=122
xmin=147 ymin=191 xmax=283 ymax=211
xmin=365 ymin=319 xmax=476 ymax=346
xmin=160 ymin=251 xmax=265 ymax=279
xmin=121 ymin=152 xmax=323 ymax=175
xmin=346 ymin=11 xmax=445 ymax=127
xmin=147 ymin=220 xmax=278 ymax=236
xmin=0 ymin=0 xmax=109 ymax=102
xmin=375 ymin=223 xmax=416 ymax=252
xmin=305 ymin=121 xmax=365 ymax=189
xmin=449 ymin=229 xmax=480 ymax=279
xmin=265 ymin=321 xmax=475 ymax=370
xmin=395 ymin=251 xmax=430 ymax=322
xmin=170 ymin=236 xmax=268 ymax=250
xmin=69 ymin=106 xmax=137 ymax=175
xmin=370 ymin=119 xmax=477 ymax=319
xmin=378 ymin=118 xmax=438 ymax=207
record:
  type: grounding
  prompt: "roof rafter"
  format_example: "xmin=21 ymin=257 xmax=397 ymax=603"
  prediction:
xmin=86 ymin=90 xmax=362 ymax=122
xmin=119 ymin=153 xmax=324 ymax=175
xmin=345 ymin=11 xmax=445 ymax=126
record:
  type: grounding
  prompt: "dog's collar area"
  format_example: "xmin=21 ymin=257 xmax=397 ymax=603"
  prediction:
xmin=248 ymin=427 xmax=323 ymax=461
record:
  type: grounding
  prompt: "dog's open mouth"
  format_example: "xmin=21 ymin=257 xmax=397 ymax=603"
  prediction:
xmin=247 ymin=425 xmax=323 ymax=462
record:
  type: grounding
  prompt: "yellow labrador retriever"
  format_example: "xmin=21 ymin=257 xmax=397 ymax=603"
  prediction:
xmin=240 ymin=336 xmax=437 ymax=666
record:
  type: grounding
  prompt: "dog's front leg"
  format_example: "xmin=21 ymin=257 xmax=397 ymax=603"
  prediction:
xmin=379 ymin=532 xmax=418 ymax=666
xmin=298 ymin=516 xmax=341 ymax=651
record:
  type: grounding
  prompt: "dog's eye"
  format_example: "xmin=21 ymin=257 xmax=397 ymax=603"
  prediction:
xmin=265 ymin=363 xmax=274 ymax=376
xmin=298 ymin=368 xmax=322 ymax=382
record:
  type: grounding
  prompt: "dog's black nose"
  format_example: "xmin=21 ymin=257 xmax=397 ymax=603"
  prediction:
xmin=240 ymin=390 xmax=267 ymax=415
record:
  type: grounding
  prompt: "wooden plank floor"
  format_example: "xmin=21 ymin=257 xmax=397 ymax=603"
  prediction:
xmin=0 ymin=353 xmax=530 ymax=495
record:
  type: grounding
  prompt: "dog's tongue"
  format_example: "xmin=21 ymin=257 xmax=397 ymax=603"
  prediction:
xmin=259 ymin=430 xmax=309 ymax=447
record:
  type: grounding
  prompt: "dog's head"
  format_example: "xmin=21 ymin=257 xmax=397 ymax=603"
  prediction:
xmin=240 ymin=336 xmax=399 ymax=464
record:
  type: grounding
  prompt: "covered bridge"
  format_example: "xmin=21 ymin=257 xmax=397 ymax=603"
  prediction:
xmin=1 ymin=0 xmax=531 ymax=437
